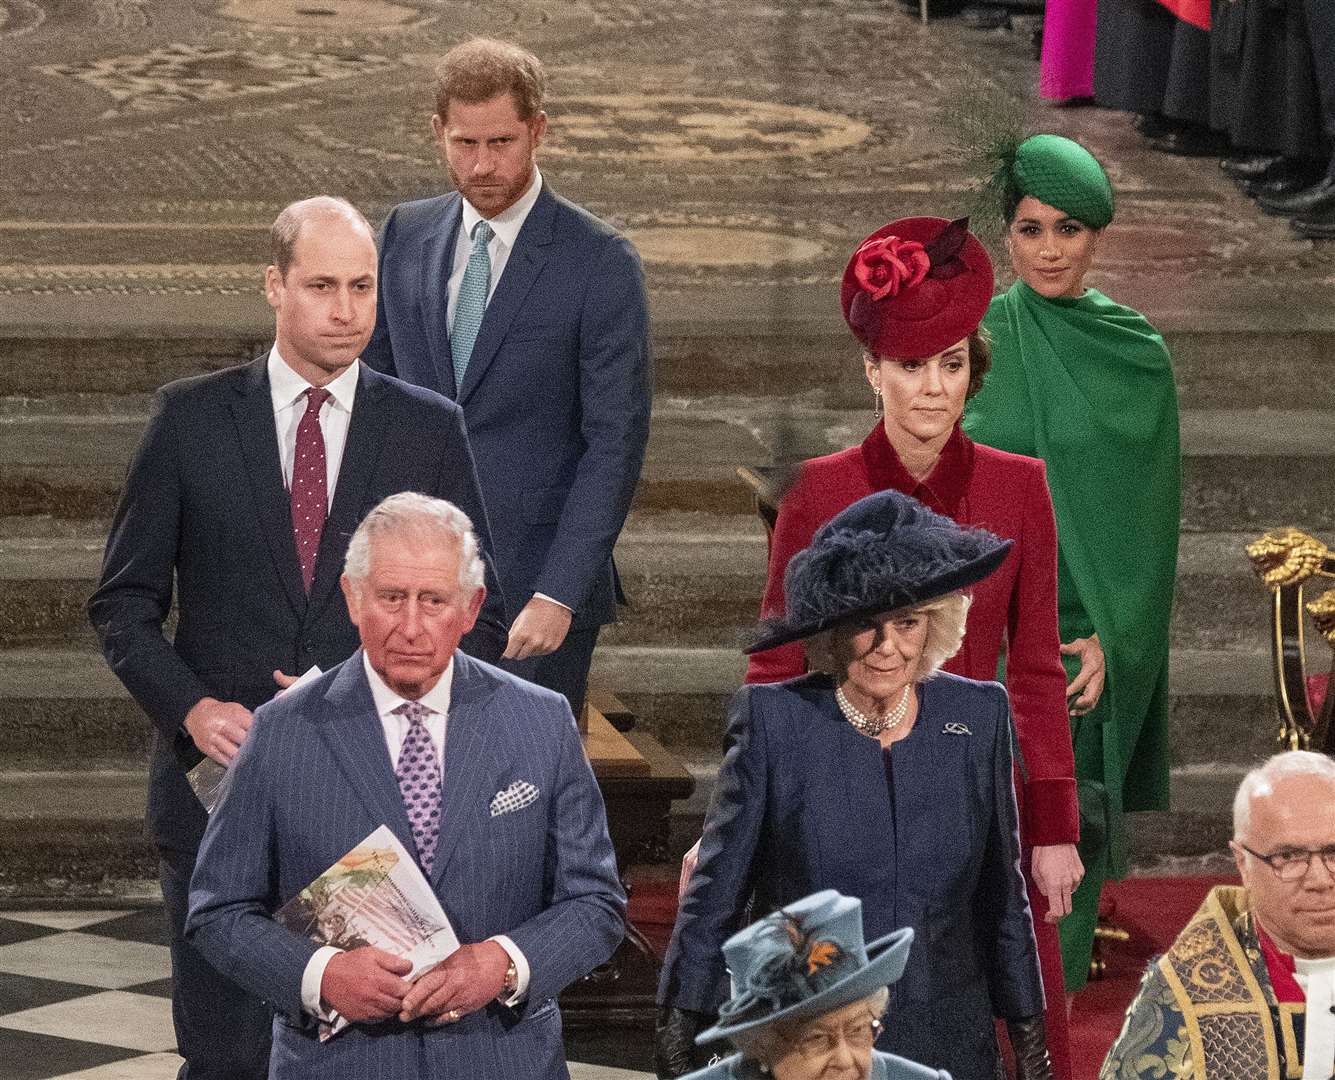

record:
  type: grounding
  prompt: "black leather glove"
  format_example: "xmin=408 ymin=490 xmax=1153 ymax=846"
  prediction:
xmin=654 ymin=1006 xmax=711 ymax=1078
xmin=1006 ymin=1013 xmax=1055 ymax=1080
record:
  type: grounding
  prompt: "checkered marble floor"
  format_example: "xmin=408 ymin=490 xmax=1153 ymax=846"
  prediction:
xmin=0 ymin=908 xmax=650 ymax=1079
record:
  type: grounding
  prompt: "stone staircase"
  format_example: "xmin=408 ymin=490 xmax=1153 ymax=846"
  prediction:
xmin=3 ymin=316 xmax=1334 ymax=892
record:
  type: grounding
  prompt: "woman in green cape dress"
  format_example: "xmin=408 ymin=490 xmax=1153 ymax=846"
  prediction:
xmin=964 ymin=134 xmax=1181 ymax=992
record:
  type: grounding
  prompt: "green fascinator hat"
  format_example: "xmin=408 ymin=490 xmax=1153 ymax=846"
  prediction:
xmin=1004 ymin=134 xmax=1114 ymax=229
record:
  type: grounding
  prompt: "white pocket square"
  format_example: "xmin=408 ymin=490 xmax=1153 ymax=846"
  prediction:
xmin=490 ymin=780 xmax=539 ymax=817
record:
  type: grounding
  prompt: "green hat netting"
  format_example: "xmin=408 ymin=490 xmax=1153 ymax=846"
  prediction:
xmin=1011 ymin=134 xmax=1114 ymax=228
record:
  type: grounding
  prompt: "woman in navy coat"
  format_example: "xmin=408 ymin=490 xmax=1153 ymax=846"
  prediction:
xmin=656 ymin=491 xmax=1050 ymax=1080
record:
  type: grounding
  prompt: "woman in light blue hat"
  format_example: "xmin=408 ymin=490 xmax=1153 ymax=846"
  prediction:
xmin=679 ymin=890 xmax=947 ymax=1080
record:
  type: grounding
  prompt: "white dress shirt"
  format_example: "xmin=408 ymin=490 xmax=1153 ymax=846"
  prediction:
xmin=300 ymin=653 xmax=530 ymax=1020
xmin=1295 ymin=954 xmax=1335 ymax=1080
xmin=267 ymin=347 xmax=359 ymax=504
xmin=444 ymin=168 xmax=571 ymax=617
xmin=445 ymin=166 xmax=543 ymax=328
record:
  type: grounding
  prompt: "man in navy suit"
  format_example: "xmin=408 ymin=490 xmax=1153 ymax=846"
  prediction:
xmin=89 ymin=197 xmax=507 ymax=1080
xmin=363 ymin=37 xmax=653 ymax=717
xmin=187 ymin=492 xmax=626 ymax=1079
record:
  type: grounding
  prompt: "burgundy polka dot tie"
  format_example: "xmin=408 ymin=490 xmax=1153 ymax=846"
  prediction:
xmin=393 ymin=701 xmax=442 ymax=874
xmin=290 ymin=387 xmax=331 ymax=593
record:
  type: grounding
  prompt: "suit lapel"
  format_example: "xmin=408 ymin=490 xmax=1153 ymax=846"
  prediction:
xmin=306 ymin=365 xmax=388 ymax=620
xmin=420 ymin=197 xmax=463 ymax=398
xmin=430 ymin=653 xmax=499 ymax=885
xmin=456 ymin=186 xmax=556 ymax=405
xmin=230 ymin=357 xmax=306 ymax=615
xmin=316 ymin=653 xmax=418 ymax=855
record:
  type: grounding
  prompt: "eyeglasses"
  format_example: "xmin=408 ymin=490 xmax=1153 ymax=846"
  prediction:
xmin=790 ymin=1014 xmax=884 ymax=1061
xmin=1238 ymin=842 xmax=1335 ymax=882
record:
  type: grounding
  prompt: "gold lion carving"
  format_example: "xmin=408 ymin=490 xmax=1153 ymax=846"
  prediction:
xmin=1246 ymin=528 xmax=1330 ymax=588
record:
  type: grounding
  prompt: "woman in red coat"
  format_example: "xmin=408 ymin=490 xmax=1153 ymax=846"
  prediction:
xmin=746 ymin=217 xmax=1084 ymax=1078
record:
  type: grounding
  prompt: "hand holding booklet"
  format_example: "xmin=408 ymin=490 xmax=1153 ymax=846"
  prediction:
xmin=187 ymin=665 xmax=324 ymax=814
xmin=273 ymin=825 xmax=460 ymax=1040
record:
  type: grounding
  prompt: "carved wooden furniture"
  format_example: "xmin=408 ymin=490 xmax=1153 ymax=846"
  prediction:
xmin=560 ymin=691 xmax=695 ymax=1027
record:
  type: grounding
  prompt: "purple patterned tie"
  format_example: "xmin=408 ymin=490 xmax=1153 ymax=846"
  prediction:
xmin=290 ymin=387 xmax=331 ymax=593
xmin=393 ymin=701 xmax=442 ymax=873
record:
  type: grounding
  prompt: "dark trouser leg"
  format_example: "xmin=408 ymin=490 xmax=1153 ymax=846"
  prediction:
xmin=160 ymin=848 xmax=271 ymax=1080
xmin=1305 ymin=0 xmax=1335 ymax=149
xmin=500 ymin=626 xmax=600 ymax=719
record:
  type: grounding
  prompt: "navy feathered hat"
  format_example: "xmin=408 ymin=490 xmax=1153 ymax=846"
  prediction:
xmin=745 ymin=489 xmax=1012 ymax=654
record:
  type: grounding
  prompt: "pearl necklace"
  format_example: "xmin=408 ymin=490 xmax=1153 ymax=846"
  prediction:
xmin=835 ymin=684 xmax=912 ymax=738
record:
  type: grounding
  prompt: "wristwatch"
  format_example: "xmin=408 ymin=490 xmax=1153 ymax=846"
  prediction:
xmin=499 ymin=956 xmax=519 ymax=1000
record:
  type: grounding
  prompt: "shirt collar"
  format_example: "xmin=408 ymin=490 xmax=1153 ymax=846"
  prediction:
xmin=267 ymin=345 xmax=360 ymax=414
xmin=860 ymin=421 xmax=974 ymax=518
xmin=460 ymin=166 xmax=543 ymax=251
xmin=361 ymin=650 xmax=454 ymax=720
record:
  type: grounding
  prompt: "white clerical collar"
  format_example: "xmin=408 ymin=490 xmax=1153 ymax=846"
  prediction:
xmin=1295 ymin=955 xmax=1335 ymax=1080
xmin=460 ymin=166 xmax=542 ymax=248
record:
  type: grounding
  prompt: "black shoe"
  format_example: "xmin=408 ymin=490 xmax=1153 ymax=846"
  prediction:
xmin=1257 ymin=175 xmax=1335 ymax=217
xmin=1133 ymin=113 xmax=1171 ymax=138
xmin=1290 ymin=202 xmax=1335 ymax=240
xmin=1146 ymin=126 xmax=1229 ymax=157
xmin=1245 ymin=160 xmax=1329 ymax=201
xmin=1220 ymin=153 xmax=1284 ymax=181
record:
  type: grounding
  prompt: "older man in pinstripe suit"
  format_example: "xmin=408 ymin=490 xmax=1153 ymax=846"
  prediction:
xmin=187 ymin=492 xmax=626 ymax=1079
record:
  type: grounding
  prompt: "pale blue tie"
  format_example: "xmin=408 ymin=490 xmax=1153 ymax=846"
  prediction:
xmin=450 ymin=220 xmax=493 ymax=390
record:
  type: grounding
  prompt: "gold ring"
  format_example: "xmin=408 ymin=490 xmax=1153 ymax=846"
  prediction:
xmin=445 ymin=1009 xmax=461 ymax=1023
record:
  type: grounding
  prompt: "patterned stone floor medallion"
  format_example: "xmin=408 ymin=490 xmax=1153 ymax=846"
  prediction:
xmin=0 ymin=0 xmax=45 ymax=39
xmin=544 ymin=94 xmax=872 ymax=162
xmin=35 ymin=44 xmax=398 ymax=115
xmin=218 ymin=0 xmax=427 ymax=30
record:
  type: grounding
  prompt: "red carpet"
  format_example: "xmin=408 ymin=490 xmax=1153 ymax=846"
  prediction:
xmin=628 ymin=873 xmax=1238 ymax=1080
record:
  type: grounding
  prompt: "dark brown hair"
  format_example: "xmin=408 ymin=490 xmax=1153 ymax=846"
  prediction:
xmin=433 ymin=38 xmax=545 ymax=122
xmin=865 ymin=329 xmax=992 ymax=399
xmin=965 ymin=328 xmax=992 ymax=399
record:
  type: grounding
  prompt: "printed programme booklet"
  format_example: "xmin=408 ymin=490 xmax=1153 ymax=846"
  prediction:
xmin=273 ymin=825 xmax=461 ymax=1041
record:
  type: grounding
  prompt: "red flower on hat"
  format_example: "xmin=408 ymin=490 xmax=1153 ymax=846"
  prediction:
xmin=851 ymin=235 xmax=931 ymax=301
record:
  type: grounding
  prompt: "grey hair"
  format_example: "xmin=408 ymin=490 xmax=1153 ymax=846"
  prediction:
xmin=270 ymin=196 xmax=373 ymax=279
xmin=343 ymin=492 xmax=485 ymax=592
xmin=1233 ymin=750 xmax=1335 ymax=837
xmin=731 ymin=988 xmax=891 ymax=1065
xmin=808 ymin=592 xmax=972 ymax=681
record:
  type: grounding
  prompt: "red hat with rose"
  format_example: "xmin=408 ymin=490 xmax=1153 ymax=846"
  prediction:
xmin=840 ymin=216 xmax=994 ymax=359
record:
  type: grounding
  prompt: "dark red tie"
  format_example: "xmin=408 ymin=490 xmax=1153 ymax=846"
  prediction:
xmin=291 ymin=387 xmax=331 ymax=592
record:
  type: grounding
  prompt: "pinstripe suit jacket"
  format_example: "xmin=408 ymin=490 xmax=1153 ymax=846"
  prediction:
xmin=185 ymin=650 xmax=626 ymax=1080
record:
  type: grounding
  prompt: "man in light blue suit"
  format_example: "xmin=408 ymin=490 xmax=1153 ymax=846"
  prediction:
xmin=187 ymin=492 xmax=626 ymax=1079
xmin=362 ymin=38 xmax=653 ymax=718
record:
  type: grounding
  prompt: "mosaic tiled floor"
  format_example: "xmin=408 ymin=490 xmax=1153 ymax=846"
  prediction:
xmin=0 ymin=908 xmax=650 ymax=1079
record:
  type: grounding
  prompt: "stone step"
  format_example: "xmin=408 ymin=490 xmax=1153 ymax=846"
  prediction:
xmin=0 ymin=760 xmax=1237 ymax=888
xmin=2 ymin=328 xmax=1332 ymax=411
xmin=0 ymin=768 xmax=156 ymax=890
xmin=0 ymin=644 xmax=1290 ymax=767
xmin=589 ymin=645 xmax=1289 ymax=769
xmin=0 ymin=644 xmax=1285 ymax=881
xmin=0 ymin=523 xmax=1314 ymax=654
xmin=605 ymin=527 xmax=1308 ymax=654
xmin=4 ymin=398 xmax=1333 ymax=528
